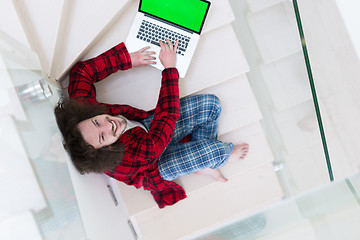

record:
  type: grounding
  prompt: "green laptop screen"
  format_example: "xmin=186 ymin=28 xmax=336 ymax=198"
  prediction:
xmin=140 ymin=0 xmax=210 ymax=33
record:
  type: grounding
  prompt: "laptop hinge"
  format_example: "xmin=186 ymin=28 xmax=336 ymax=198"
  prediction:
xmin=144 ymin=14 xmax=194 ymax=34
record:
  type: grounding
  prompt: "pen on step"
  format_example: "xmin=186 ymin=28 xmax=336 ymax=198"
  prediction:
xmin=107 ymin=184 xmax=118 ymax=206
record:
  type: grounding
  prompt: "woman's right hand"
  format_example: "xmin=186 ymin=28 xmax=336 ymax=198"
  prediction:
xmin=159 ymin=39 xmax=179 ymax=69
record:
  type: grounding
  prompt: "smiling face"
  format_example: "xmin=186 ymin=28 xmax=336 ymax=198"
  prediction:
xmin=77 ymin=114 xmax=126 ymax=149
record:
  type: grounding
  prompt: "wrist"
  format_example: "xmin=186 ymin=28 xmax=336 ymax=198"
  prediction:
xmin=164 ymin=66 xmax=176 ymax=69
xmin=121 ymin=44 xmax=133 ymax=70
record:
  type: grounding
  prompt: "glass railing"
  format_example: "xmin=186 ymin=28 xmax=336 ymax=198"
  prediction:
xmin=0 ymin=31 xmax=86 ymax=239
xmin=293 ymin=0 xmax=360 ymax=183
xmin=292 ymin=0 xmax=333 ymax=181
xmin=227 ymin=0 xmax=332 ymax=198
xmin=190 ymin=0 xmax=360 ymax=239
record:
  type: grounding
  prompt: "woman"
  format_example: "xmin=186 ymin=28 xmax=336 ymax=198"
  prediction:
xmin=54 ymin=39 xmax=249 ymax=208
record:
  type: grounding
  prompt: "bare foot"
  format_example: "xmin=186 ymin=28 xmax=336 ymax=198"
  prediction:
xmin=195 ymin=168 xmax=228 ymax=183
xmin=228 ymin=143 xmax=249 ymax=163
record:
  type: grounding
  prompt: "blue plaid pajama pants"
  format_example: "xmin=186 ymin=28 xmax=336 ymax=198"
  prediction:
xmin=141 ymin=94 xmax=234 ymax=181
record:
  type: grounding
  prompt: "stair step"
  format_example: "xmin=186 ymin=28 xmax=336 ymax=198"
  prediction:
xmin=133 ymin=163 xmax=283 ymax=240
xmin=256 ymin=220 xmax=317 ymax=240
xmin=195 ymin=74 xmax=261 ymax=136
xmin=259 ymin=52 xmax=312 ymax=112
xmin=116 ymin=180 xmax=155 ymax=216
xmin=1 ymin=0 xmax=31 ymax=49
xmin=203 ymin=0 xmax=235 ymax=33
xmin=182 ymin=24 xmax=249 ymax=95
xmin=12 ymin=0 xmax=64 ymax=77
xmin=248 ymin=199 xmax=307 ymax=240
xmin=91 ymin=24 xmax=249 ymax=111
xmin=245 ymin=0 xmax=289 ymax=13
xmin=117 ymin=121 xmax=274 ymax=217
xmin=50 ymin=0 xmax=131 ymax=82
xmin=219 ymin=122 xmax=274 ymax=177
xmin=246 ymin=1 xmax=301 ymax=64
xmin=0 ymin=30 xmax=41 ymax=71
xmin=0 ymin=56 xmax=34 ymax=122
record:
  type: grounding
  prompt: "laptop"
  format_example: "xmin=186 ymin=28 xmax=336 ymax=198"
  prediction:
xmin=125 ymin=0 xmax=211 ymax=78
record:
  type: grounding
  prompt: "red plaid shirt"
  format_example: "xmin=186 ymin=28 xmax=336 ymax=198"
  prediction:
xmin=68 ymin=42 xmax=186 ymax=208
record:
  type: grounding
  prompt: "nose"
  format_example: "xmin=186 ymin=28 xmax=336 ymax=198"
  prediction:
xmin=105 ymin=118 xmax=114 ymax=136
xmin=98 ymin=119 xmax=113 ymax=138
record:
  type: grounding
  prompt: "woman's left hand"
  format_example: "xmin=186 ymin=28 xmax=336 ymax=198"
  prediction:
xmin=129 ymin=46 xmax=156 ymax=67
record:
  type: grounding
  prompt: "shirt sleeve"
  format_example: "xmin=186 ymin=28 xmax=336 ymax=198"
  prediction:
xmin=68 ymin=42 xmax=132 ymax=101
xmin=68 ymin=42 xmax=152 ymax=120
xmin=147 ymin=68 xmax=180 ymax=159
xmin=121 ymin=68 xmax=180 ymax=168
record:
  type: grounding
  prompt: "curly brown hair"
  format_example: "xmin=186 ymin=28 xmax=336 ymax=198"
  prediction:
xmin=54 ymin=98 xmax=125 ymax=174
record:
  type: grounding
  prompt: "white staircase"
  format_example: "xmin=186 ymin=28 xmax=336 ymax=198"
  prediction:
xmin=8 ymin=0 xmax=284 ymax=239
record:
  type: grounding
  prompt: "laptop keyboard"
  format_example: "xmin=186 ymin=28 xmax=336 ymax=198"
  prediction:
xmin=136 ymin=20 xmax=190 ymax=56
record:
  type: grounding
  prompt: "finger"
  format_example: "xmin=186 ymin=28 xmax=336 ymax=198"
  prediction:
xmin=159 ymin=40 xmax=165 ymax=50
xmin=166 ymin=39 xmax=173 ymax=50
xmin=161 ymin=40 xmax=169 ymax=51
xmin=142 ymin=59 xmax=156 ymax=65
xmin=139 ymin=46 xmax=151 ymax=52
xmin=145 ymin=56 xmax=156 ymax=60
xmin=144 ymin=51 xmax=156 ymax=55
xmin=174 ymin=40 xmax=179 ymax=51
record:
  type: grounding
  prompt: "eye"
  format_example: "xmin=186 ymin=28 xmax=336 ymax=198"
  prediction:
xmin=94 ymin=120 xmax=100 ymax=126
